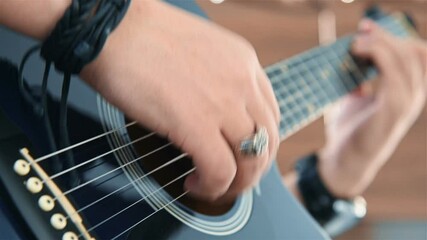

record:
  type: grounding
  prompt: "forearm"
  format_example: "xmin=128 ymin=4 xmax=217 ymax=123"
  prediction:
xmin=0 ymin=0 xmax=71 ymax=40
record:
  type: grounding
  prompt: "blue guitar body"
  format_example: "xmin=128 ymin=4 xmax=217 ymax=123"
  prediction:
xmin=0 ymin=1 xmax=327 ymax=239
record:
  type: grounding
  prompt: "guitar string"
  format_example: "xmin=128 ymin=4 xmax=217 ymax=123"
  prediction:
xmin=42 ymin=41 xmax=362 ymax=197
xmin=15 ymin=15 xmax=403 ymax=237
xmin=72 ymin=17 xmax=406 ymax=239
xmin=269 ymin=13 xmax=400 ymax=89
xmin=28 ymin=32 xmax=336 ymax=166
xmin=46 ymin=132 xmax=157 ymax=181
xmin=55 ymin=143 xmax=174 ymax=197
xmin=72 ymin=154 xmax=190 ymax=214
xmin=56 ymin=51 xmax=358 ymax=221
xmin=38 ymin=13 xmax=406 ymax=211
xmin=28 ymin=14 xmax=399 ymax=166
xmin=31 ymin=120 xmax=138 ymax=164
xmin=81 ymin=167 xmax=195 ymax=236
xmin=51 ymin=55 xmax=349 ymax=208
xmin=27 ymin=14 xmax=399 ymax=166
xmin=27 ymin=45 xmax=344 ymax=177
xmin=111 ymin=190 xmax=189 ymax=240
xmin=272 ymin=17 xmax=404 ymax=124
xmin=69 ymin=48 xmax=361 ymax=237
xmin=98 ymin=17 xmax=409 ymax=238
xmin=105 ymin=17 xmax=408 ymax=239
xmin=46 ymin=51 xmax=349 ymax=191
xmin=45 ymin=22 xmax=403 ymax=197
xmin=108 ymin=17 xmax=412 ymax=239
xmin=271 ymin=45 xmax=351 ymax=121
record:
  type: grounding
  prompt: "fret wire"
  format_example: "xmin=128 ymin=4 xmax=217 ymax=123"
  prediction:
xmin=275 ymin=47 xmax=354 ymax=125
xmin=293 ymin=70 xmax=322 ymax=110
xmin=267 ymin=14 xmax=411 ymax=139
xmin=272 ymin=48 xmax=361 ymax=137
xmin=272 ymin=47 xmax=353 ymax=132
xmin=310 ymin=52 xmax=348 ymax=98
xmin=378 ymin=15 xmax=406 ymax=37
xmin=302 ymin=50 xmax=352 ymax=105
xmin=275 ymin=87 xmax=298 ymax=126
xmin=317 ymin=54 xmax=342 ymax=99
xmin=267 ymin=13 xmax=408 ymax=82
xmin=388 ymin=17 xmax=407 ymax=37
xmin=270 ymin=76 xmax=303 ymax=130
xmin=272 ymin=61 xmax=325 ymax=109
xmin=271 ymin=48 xmax=348 ymax=117
xmin=267 ymin=44 xmax=330 ymax=83
xmin=323 ymin=46 xmax=358 ymax=92
xmin=299 ymin=63 xmax=335 ymax=104
xmin=284 ymin=72 xmax=314 ymax=130
xmin=297 ymin=65 xmax=330 ymax=130
xmin=274 ymin=54 xmax=350 ymax=110
xmin=335 ymin=40 xmax=366 ymax=82
xmin=380 ymin=15 xmax=403 ymax=34
xmin=272 ymin=49 xmax=342 ymax=100
xmin=274 ymin=80 xmax=304 ymax=131
xmin=272 ymin=76 xmax=315 ymax=133
xmin=386 ymin=17 xmax=411 ymax=39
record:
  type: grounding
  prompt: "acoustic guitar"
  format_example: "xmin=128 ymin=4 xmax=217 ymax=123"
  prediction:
xmin=0 ymin=1 xmax=416 ymax=239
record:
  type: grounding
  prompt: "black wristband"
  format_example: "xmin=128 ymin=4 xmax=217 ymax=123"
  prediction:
xmin=295 ymin=154 xmax=367 ymax=237
xmin=295 ymin=154 xmax=337 ymax=224
xmin=40 ymin=0 xmax=131 ymax=74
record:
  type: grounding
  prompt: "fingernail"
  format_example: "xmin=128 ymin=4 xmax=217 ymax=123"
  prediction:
xmin=352 ymin=87 xmax=364 ymax=96
xmin=358 ymin=19 xmax=373 ymax=32
xmin=184 ymin=173 xmax=199 ymax=192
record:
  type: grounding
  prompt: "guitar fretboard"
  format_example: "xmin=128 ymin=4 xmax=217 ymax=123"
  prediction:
xmin=265 ymin=13 xmax=414 ymax=139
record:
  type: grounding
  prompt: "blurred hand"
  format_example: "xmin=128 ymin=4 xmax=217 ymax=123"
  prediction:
xmin=81 ymin=1 xmax=280 ymax=201
xmin=318 ymin=19 xmax=426 ymax=198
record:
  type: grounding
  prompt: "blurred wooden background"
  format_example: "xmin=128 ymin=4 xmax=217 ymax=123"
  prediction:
xmin=198 ymin=0 xmax=426 ymax=239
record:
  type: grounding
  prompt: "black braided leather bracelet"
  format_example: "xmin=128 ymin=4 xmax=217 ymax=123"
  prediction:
xmin=15 ymin=0 xmax=131 ymax=188
xmin=40 ymin=0 xmax=131 ymax=74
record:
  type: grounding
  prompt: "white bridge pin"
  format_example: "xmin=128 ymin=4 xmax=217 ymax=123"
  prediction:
xmin=39 ymin=195 xmax=55 ymax=212
xmin=13 ymin=159 xmax=30 ymax=176
xmin=63 ymin=231 xmax=78 ymax=240
xmin=51 ymin=213 xmax=67 ymax=230
xmin=26 ymin=177 xmax=43 ymax=193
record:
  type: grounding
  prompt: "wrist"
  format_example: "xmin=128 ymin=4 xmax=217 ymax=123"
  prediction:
xmin=0 ymin=0 xmax=71 ymax=40
xmin=294 ymin=153 xmax=367 ymax=237
xmin=317 ymin=148 xmax=373 ymax=199
xmin=80 ymin=0 xmax=156 ymax=88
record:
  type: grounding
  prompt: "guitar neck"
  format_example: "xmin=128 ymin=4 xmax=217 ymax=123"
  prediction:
xmin=266 ymin=13 xmax=415 ymax=139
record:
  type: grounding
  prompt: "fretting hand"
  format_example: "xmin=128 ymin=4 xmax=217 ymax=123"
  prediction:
xmin=318 ymin=19 xmax=426 ymax=198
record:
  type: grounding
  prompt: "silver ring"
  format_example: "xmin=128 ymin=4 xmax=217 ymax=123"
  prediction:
xmin=239 ymin=126 xmax=269 ymax=157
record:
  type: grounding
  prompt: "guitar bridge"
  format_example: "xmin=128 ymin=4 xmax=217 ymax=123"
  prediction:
xmin=13 ymin=148 xmax=95 ymax=240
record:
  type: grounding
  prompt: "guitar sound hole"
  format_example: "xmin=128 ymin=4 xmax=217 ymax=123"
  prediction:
xmin=126 ymin=120 xmax=234 ymax=216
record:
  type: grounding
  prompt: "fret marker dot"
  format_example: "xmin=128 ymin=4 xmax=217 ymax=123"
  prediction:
xmin=321 ymin=70 xmax=330 ymax=79
xmin=281 ymin=64 xmax=289 ymax=72
xmin=307 ymin=104 xmax=315 ymax=113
